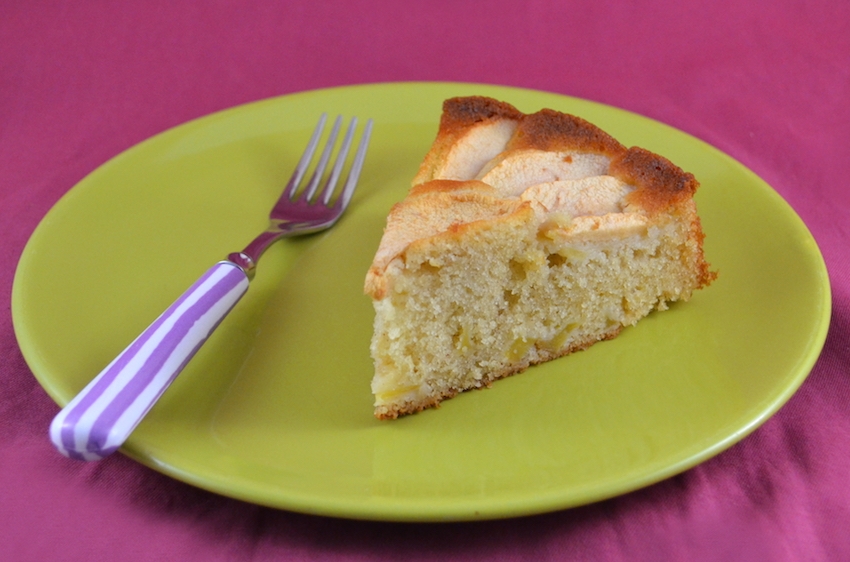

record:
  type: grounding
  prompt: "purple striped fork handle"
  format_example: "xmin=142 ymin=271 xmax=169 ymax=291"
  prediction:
xmin=49 ymin=261 xmax=250 ymax=461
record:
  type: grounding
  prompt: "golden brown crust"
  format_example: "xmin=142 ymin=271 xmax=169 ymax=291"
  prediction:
xmin=506 ymin=108 xmax=626 ymax=157
xmin=614 ymin=146 xmax=699 ymax=214
xmin=413 ymin=97 xmax=524 ymax=185
xmin=440 ymin=96 xmax=524 ymax=132
xmin=684 ymin=210 xmax=718 ymax=288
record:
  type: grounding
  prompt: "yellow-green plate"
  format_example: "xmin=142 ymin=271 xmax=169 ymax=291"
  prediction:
xmin=12 ymin=83 xmax=831 ymax=521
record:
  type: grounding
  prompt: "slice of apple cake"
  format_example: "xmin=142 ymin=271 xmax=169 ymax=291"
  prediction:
xmin=365 ymin=96 xmax=715 ymax=419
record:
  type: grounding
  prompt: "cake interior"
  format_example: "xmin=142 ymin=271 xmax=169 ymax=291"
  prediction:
xmin=370 ymin=200 xmax=700 ymax=418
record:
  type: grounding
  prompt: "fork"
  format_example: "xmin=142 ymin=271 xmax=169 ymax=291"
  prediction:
xmin=49 ymin=114 xmax=373 ymax=461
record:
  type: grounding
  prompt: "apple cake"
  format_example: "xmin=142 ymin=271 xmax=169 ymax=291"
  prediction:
xmin=364 ymin=96 xmax=715 ymax=419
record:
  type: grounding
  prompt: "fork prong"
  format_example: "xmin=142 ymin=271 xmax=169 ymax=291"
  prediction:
xmin=301 ymin=115 xmax=342 ymax=202
xmin=317 ymin=116 xmax=358 ymax=206
xmin=333 ymin=118 xmax=373 ymax=209
xmin=283 ymin=113 xmax=328 ymax=200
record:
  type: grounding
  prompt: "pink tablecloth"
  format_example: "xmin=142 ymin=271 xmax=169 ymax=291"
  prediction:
xmin=3 ymin=1 xmax=848 ymax=560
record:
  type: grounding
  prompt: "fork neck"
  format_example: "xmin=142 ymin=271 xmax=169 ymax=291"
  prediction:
xmin=229 ymin=227 xmax=288 ymax=279
xmin=226 ymin=252 xmax=257 ymax=280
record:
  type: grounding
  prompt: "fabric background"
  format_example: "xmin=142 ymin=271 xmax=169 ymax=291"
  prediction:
xmin=2 ymin=1 xmax=848 ymax=560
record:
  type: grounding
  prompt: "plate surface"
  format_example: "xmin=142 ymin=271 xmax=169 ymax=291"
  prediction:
xmin=12 ymin=82 xmax=831 ymax=521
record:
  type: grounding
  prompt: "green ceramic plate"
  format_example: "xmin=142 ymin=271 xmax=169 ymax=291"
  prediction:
xmin=12 ymin=83 xmax=831 ymax=521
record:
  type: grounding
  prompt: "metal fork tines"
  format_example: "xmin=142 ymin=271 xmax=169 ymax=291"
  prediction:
xmin=229 ymin=114 xmax=373 ymax=277
xmin=49 ymin=113 xmax=372 ymax=461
